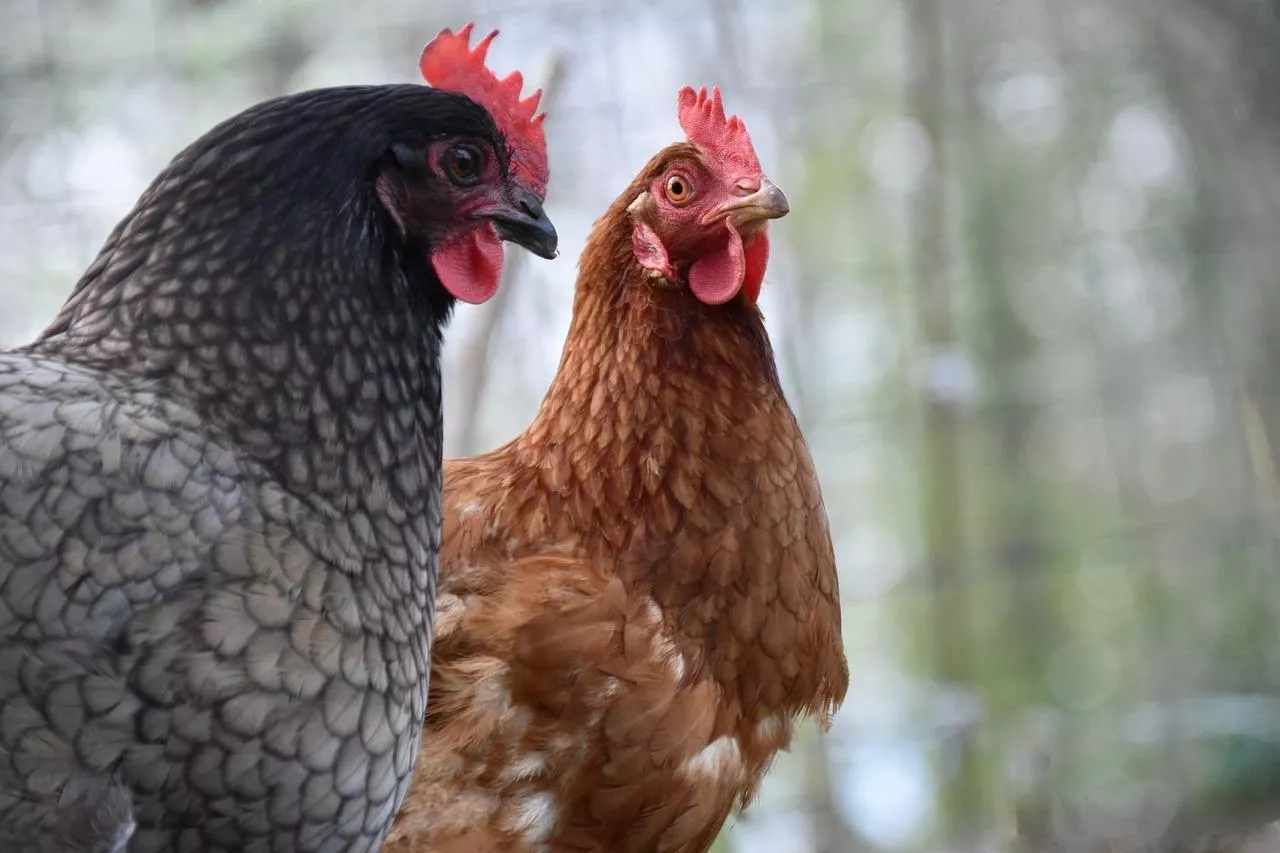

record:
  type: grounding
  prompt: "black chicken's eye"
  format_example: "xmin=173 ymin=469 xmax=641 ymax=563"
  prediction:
xmin=445 ymin=145 xmax=482 ymax=185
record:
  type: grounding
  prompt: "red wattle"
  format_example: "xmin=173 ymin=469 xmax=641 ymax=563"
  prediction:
xmin=688 ymin=221 xmax=745 ymax=306
xmin=742 ymin=230 xmax=770 ymax=304
xmin=429 ymin=224 xmax=504 ymax=304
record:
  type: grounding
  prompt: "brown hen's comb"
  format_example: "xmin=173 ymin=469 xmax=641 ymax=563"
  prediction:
xmin=420 ymin=23 xmax=549 ymax=195
xmin=678 ymin=85 xmax=762 ymax=176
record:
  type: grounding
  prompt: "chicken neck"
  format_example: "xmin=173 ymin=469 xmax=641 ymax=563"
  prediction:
xmin=515 ymin=211 xmax=788 ymax=571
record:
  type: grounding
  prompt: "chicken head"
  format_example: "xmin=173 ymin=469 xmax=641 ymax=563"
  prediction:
xmin=377 ymin=23 xmax=557 ymax=306
xmin=627 ymin=86 xmax=788 ymax=305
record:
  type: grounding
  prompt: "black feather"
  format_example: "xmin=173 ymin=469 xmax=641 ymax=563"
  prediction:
xmin=0 ymin=82 xmax=510 ymax=852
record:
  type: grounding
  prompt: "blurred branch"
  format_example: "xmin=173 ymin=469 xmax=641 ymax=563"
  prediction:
xmin=1239 ymin=384 xmax=1280 ymax=531
xmin=451 ymin=51 xmax=567 ymax=457
xmin=905 ymin=0 xmax=986 ymax=841
xmin=798 ymin=729 xmax=872 ymax=853
xmin=1147 ymin=0 xmax=1280 ymax=527
xmin=709 ymin=0 xmax=744 ymax=83
xmin=951 ymin=6 xmax=1056 ymax=847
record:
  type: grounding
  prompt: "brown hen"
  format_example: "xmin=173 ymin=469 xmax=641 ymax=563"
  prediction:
xmin=386 ymin=85 xmax=849 ymax=853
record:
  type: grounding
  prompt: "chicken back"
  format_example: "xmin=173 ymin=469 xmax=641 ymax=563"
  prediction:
xmin=0 ymin=25 xmax=555 ymax=853
xmin=387 ymin=85 xmax=848 ymax=853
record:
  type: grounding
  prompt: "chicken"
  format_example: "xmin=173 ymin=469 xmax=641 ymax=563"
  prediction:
xmin=385 ymin=86 xmax=848 ymax=852
xmin=0 ymin=24 xmax=555 ymax=853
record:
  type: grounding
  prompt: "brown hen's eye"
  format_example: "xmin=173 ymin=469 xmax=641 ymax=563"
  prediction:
xmin=665 ymin=174 xmax=691 ymax=202
xmin=445 ymin=145 xmax=482 ymax=185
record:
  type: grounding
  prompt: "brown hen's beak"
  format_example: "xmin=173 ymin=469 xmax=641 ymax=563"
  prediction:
xmin=486 ymin=190 xmax=559 ymax=259
xmin=713 ymin=177 xmax=791 ymax=227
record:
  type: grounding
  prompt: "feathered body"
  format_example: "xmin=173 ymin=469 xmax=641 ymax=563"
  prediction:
xmin=0 ymin=26 xmax=557 ymax=852
xmin=388 ymin=93 xmax=847 ymax=853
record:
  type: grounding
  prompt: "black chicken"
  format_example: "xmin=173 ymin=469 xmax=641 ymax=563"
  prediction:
xmin=0 ymin=24 xmax=555 ymax=853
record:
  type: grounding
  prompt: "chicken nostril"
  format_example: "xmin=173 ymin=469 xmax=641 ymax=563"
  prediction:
xmin=518 ymin=195 xmax=543 ymax=220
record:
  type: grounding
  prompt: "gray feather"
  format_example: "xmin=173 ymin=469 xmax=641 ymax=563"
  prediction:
xmin=0 ymin=83 xmax=510 ymax=851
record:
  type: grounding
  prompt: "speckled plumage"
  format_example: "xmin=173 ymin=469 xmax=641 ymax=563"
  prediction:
xmin=0 ymin=85 xmax=533 ymax=852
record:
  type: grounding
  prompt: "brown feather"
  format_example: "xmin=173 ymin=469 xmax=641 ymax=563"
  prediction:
xmin=383 ymin=143 xmax=848 ymax=853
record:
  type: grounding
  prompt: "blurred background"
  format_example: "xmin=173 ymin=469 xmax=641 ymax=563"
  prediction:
xmin=4 ymin=0 xmax=1280 ymax=850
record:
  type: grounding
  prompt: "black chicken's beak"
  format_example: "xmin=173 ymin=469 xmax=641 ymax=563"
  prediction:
xmin=487 ymin=191 xmax=559 ymax=260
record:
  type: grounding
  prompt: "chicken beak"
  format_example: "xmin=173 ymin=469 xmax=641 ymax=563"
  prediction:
xmin=713 ymin=177 xmax=791 ymax=227
xmin=486 ymin=191 xmax=559 ymax=260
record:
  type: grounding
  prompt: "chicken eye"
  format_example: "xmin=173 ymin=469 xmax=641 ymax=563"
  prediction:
xmin=445 ymin=145 xmax=482 ymax=185
xmin=665 ymin=174 xmax=692 ymax=203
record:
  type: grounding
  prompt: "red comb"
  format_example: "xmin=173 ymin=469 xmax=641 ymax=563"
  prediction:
xmin=420 ymin=23 xmax=549 ymax=196
xmin=677 ymin=86 xmax=761 ymax=176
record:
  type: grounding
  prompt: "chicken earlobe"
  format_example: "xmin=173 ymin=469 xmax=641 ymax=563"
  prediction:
xmin=630 ymin=223 xmax=675 ymax=281
xmin=430 ymin=223 xmax=505 ymax=304
xmin=627 ymin=192 xmax=676 ymax=282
